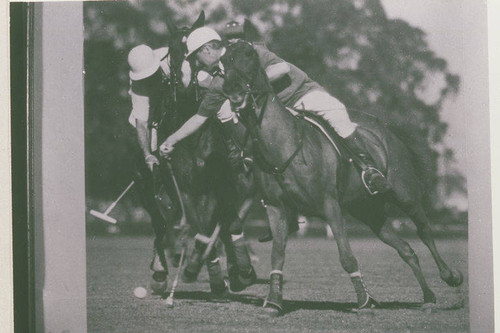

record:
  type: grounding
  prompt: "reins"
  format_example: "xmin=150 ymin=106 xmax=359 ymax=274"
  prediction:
xmin=236 ymin=88 xmax=304 ymax=176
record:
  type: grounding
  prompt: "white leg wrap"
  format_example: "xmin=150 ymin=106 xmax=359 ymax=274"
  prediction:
xmin=270 ymin=270 xmax=283 ymax=276
xmin=210 ymin=257 xmax=220 ymax=264
xmin=349 ymin=271 xmax=362 ymax=278
xmin=231 ymin=233 xmax=244 ymax=242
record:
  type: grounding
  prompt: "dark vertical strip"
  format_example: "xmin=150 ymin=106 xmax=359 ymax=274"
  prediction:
xmin=10 ymin=2 xmax=33 ymax=333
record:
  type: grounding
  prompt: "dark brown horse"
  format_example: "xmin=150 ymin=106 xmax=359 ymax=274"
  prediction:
xmin=135 ymin=13 xmax=255 ymax=297
xmin=221 ymin=42 xmax=463 ymax=316
xmin=132 ymin=11 xmax=212 ymax=293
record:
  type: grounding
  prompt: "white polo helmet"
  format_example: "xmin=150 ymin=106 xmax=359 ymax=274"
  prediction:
xmin=186 ymin=27 xmax=222 ymax=58
xmin=128 ymin=44 xmax=161 ymax=81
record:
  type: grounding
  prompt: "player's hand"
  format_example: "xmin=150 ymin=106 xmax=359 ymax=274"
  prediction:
xmin=160 ymin=137 xmax=176 ymax=158
xmin=145 ymin=154 xmax=160 ymax=172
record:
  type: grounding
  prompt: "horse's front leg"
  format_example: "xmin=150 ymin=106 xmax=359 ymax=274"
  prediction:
xmin=135 ymin=167 xmax=170 ymax=294
xmin=263 ymin=204 xmax=288 ymax=316
xmin=147 ymin=201 xmax=170 ymax=294
xmin=325 ymin=198 xmax=379 ymax=309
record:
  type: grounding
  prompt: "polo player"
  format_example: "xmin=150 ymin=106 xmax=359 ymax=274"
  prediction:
xmin=159 ymin=27 xmax=390 ymax=195
xmin=128 ymin=44 xmax=191 ymax=169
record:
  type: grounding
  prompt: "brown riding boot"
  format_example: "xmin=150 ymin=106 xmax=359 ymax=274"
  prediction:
xmin=343 ymin=129 xmax=390 ymax=195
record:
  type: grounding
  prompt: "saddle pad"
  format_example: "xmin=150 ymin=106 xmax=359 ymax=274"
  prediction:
xmin=285 ymin=106 xmax=342 ymax=157
xmin=286 ymin=107 xmax=387 ymax=173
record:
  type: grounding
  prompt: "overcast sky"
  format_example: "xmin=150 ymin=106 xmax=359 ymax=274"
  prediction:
xmin=379 ymin=0 xmax=489 ymax=209
xmin=380 ymin=0 xmax=470 ymax=179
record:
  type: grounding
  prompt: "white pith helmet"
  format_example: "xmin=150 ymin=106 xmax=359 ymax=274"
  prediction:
xmin=128 ymin=44 xmax=161 ymax=81
xmin=186 ymin=27 xmax=222 ymax=58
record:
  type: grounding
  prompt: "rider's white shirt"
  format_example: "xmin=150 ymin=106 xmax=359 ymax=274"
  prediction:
xmin=128 ymin=47 xmax=192 ymax=127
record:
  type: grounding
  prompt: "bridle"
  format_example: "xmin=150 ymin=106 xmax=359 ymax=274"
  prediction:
xmin=227 ymin=67 xmax=304 ymax=176
xmin=154 ymin=33 xmax=201 ymax=132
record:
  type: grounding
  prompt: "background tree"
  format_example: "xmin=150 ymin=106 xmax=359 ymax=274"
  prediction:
xmin=84 ymin=0 xmax=464 ymax=219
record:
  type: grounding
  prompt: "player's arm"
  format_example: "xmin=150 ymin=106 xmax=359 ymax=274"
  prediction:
xmin=135 ymin=119 xmax=152 ymax=157
xmin=160 ymin=80 xmax=225 ymax=157
xmin=168 ymin=114 xmax=208 ymax=144
xmin=159 ymin=114 xmax=208 ymax=156
xmin=254 ymin=44 xmax=291 ymax=82
xmin=265 ymin=62 xmax=290 ymax=82
xmin=135 ymin=119 xmax=160 ymax=171
xmin=130 ymin=86 xmax=159 ymax=170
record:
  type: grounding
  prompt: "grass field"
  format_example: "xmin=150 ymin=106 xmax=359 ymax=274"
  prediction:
xmin=87 ymin=236 xmax=468 ymax=332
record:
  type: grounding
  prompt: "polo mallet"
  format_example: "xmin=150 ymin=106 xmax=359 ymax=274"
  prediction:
xmin=90 ymin=181 xmax=135 ymax=224
xmin=194 ymin=223 xmax=221 ymax=262
xmin=164 ymin=159 xmax=187 ymax=229
xmin=165 ymin=245 xmax=186 ymax=308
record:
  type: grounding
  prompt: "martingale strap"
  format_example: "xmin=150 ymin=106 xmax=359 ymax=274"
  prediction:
xmin=252 ymin=136 xmax=303 ymax=175
xmin=250 ymin=111 xmax=304 ymax=175
xmin=237 ymin=92 xmax=305 ymax=176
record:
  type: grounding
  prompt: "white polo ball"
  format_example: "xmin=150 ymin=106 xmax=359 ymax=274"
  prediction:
xmin=134 ymin=286 xmax=148 ymax=299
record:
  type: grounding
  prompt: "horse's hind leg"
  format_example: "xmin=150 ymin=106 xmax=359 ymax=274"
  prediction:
xmin=325 ymin=199 xmax=378 ymax=309
xmin=349 ymin=198 xmax=437 ymax=304
xmin=371 ymin=220 xmax=436 ymax=304
xmin=397 ymin=201 xmax=463 ymax=287
xmin=206 ymin=250 xmax=229 ymax=300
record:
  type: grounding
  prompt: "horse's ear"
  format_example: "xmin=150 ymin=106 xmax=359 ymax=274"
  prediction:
xmin=243 ymin=19 xmax=262 ymax=42
xmin=191 ymin=11 xmax=205 ymax=31
xmin=165 ymin=15 xmax=177 ymax=35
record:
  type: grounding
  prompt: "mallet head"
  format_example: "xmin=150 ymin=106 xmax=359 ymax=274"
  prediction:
xmin=90 ymin=210 xmax=117 ymax=224
xmin=165 ymin=296 xmax=174 ymax=308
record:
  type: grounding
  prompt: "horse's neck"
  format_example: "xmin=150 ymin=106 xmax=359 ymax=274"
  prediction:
xmin=157 ymin=86 xmax=199 ymax=138
xmin=252 ymin=94 xmax=301 ymax=162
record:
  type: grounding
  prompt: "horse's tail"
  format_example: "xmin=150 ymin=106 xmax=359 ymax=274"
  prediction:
xmin=387 ymin=124 xmax=438 ymax=206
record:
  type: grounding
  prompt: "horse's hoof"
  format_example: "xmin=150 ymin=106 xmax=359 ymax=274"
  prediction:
xmin=229 ymin=266 xmax=257 ymax=292
xmin=209 ymin=281 xmax=229 ymax=302
xmin=358 ymin=294 xmax=380 ymax=310
xmin=423 ymin=290 xmax=437 ymax=304
xmin=258 ymin=229 xmax=273 ymax=243
xmin=182 ymin=267 xmax=200 ymax=283
xmin=150 ymin=271 xmax=168 ymax=294
xmin=263 ymin=301 xmax=283 ymax=317
xmin=441 ymin=268 xmax=463 ymax=287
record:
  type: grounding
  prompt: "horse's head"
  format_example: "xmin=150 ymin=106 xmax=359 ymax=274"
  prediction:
xmin=222 ymin=19 xmax=262 ymax=43
xmin=165 ymin=11 xmax=205 ymax=88
xmin=222 ymin=42 xmax=270 ymax=111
